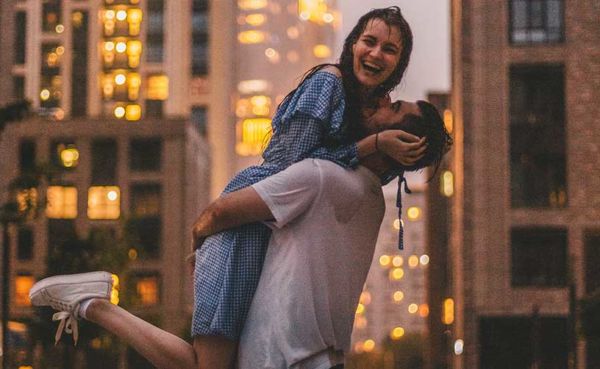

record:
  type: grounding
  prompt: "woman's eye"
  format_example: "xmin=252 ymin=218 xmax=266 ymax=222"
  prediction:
xmin=362 ymin=38 xmax=375 ymax=45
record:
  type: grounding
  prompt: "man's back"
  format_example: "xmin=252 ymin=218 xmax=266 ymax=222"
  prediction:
xmin=239 ymin=159 xmax=385 ymax=369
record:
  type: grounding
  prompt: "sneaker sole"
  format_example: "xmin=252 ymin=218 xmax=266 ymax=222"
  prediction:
xmin=29 ymin=271 xmax=113 ymax=305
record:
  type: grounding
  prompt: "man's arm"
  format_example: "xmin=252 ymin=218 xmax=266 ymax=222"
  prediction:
xmin=191 ymin=187 xmax=273 ymax=251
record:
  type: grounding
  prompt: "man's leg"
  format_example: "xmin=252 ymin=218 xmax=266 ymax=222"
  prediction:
xmin=87 ymin=299 xmax=238 ymax=369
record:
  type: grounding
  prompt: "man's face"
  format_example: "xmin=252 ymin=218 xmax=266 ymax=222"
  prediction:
xmin=363 ymin=99 xmax=421 ymax=133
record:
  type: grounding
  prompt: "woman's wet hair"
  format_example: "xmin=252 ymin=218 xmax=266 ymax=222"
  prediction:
xmin=386 ymin=100 xmax=453 ymax=176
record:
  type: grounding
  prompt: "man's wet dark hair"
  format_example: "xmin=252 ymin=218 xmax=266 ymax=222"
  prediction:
xmin=386 ymin=100 xmax=453 ymax=175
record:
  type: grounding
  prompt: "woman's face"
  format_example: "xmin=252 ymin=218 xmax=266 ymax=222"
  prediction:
xmin=352 ymin=19 xmax=402 ymax=91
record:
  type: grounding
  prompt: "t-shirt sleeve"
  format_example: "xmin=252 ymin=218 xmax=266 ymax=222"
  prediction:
xmin=251 ymin=160 xmax=321 ymax=229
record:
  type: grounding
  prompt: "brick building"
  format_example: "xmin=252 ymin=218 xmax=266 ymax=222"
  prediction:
xmin=426 ymin=1 xmax=600 ymax=369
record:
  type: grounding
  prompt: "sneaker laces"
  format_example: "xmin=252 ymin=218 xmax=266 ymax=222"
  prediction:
xmin=52 ymin=307 xmax=79 ymax=346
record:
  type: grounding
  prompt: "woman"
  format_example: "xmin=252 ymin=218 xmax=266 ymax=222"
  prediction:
xmin=191 ymin=6 xmax=422 ymax=368
xmin=29 ymin=6 xmax=426 ymax=369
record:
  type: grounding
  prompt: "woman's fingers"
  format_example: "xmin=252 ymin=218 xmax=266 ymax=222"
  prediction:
xmin=394 ymin=130 xmax=421 ymax=143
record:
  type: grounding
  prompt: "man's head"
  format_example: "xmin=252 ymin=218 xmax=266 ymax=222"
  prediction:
xmin=383 ymin=100 xmax=453 ymax=173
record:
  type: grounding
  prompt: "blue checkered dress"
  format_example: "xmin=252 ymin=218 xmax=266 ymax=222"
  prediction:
xmin=192 ymin=72 xmax=360 ymax=340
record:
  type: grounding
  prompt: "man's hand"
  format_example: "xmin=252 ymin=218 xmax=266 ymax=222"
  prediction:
xmin=378 ymin=129 xmax=427 ymax=166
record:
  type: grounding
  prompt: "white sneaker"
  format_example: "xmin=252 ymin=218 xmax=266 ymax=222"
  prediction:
xmin=29 ymin=271 xmax=114 ymax=345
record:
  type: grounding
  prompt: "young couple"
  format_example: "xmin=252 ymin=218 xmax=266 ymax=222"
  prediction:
xmin=29 ymin=7 xmax=452 ymax=369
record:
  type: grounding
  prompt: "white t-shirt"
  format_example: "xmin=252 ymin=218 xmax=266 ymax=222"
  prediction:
xmin=238 ymin=159 xmax=385 ymax=369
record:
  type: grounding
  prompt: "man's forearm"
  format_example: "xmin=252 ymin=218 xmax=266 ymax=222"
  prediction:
xmin=191 ymin=187 xmax=274 ymax=248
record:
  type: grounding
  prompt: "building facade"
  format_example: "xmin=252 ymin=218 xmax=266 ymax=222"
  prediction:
xmin=434 ymin=1 xmax=600 ymax=369
xmin=351 ymin=172 xmax=431 ymax=354
xmin=1 ymin=0 xmax=340 ymax=367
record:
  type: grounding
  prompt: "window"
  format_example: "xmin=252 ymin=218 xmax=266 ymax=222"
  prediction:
xmin=131 ymin=273 xmax=160 ymax=306
xmin=585 ymin=230 xmax=600 ymax=295
xmin=480 ymin=317 xmax=568 ymax=369
xmin=510 ymin=0 xmax=563 ymax=44
xmin=129 ymin=184 xmax=161 ymax=258
xmin=191 ymin=106 xmax=207 ymax=136
xmin=71 ymin=11 xmax=88 ymax=117
xmin=41 ymin=44 xmax=63 ymax=110
xmin=88 ymin=186 xmax=121 ymax=220
xmin=15 ymin=12 xmax=26 ymax=64
xmin=13 ymin=76 xmax=25 ymax=101
xmin=511 ymin=228 xmax=567 ymax=287
xmin=42 ymin=0 xmax=62 ymax=33
xmin=192 ymin=0 xmax=209 ymax=75
xmin=146 ymin=0 xmax=164 ymax=62
xmin=145 ymin=100 xmax=163 ymax=118
xmin=47 ymin=219 xmax=77 ymax=255
xmin=51 ymin=140 xmax=79 ymax=169
xmin=17 ymin=227 xmax=34 ymax=260
xmin=46 ymin=186 xmax=77 ymax=219
xmin=129 ymin=138 xmax=162 ymax=171
xmin=15 ymin=275 xmax=35 ymax=306
xmin=19 ymin=140 xmax=36 ymax=174
xmin=510 ymin=65 xmax=566 ymax=208
xmin=92 ymin=139 xmax=117 ymax=184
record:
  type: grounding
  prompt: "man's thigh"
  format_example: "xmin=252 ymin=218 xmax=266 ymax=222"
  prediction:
xmin=193 ymin=335 xmax=238 ymax=369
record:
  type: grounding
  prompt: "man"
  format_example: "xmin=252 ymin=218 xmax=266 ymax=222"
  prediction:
xmin=28 ymin=100 xmax=451 ymax=369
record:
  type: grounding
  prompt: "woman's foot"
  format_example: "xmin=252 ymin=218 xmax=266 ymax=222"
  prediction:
xmin=29 ymin=271 xmax=114 ymax=344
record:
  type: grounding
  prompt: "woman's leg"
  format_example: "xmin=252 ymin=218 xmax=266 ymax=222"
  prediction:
xmin=86 ymin=299 xmax=238 ymax=369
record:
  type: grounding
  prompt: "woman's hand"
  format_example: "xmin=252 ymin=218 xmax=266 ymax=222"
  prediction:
xmin=377 ymin=129 xmax=427 ymax=166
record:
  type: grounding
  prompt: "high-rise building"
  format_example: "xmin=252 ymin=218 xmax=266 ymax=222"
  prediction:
xmin=0 ymin=0 xmax=340 ymax=367
xmin=428 ymin=1 xmax=600 ymax=368
xmin=351 ymin=173 xmax=431 ymax=354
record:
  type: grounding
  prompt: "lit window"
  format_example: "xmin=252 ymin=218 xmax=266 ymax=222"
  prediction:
xmin=392 ymin=255 xmax=403 ymax=267
xmin=111 ymin=274 xmax=120 ymax=305
xmin=88 ymin=186 xmax=120 ymax=220
xmin=379 ymin=254 xmax=391 ymax=267
xmin=236 ymin=118 xmax=272 ymax=156
xmin=298 ymin=0 xmax=328 ymax=23
xmin=390 ymin=327 xmax=405 ymax=340
xmin=354 ymin=316 xmax=367 ymax=329
xmin=443 ymin=298 xmax=454 ymax=325
xmin=237 ymin=79 xmax=270 ymax=94
xmin=238 ymin=0 xmax=268 ymax=10
xmin=419 ymin=304 xmax=430 ymax=317
xmin=60 ymin=147 xmax=79 ymax=168
xmin=359 ymin=291 xmax=371 ymax=305
xmin=390 ymin=268 xmax=404 ymax=281
xmin=238 ymin=30 xmax=267 ymax=44
xmin=408 ymin=255 xmax=419 ymax=268
xmin=15 ymin=275 xmax=35 ymax=306
xmin=136 ymin=276 xmax=159 ymax=305
xmin=125 ymin=104 xmax=142 ymax=121
xmin=407 ymin=206 xmax=421 ymax=221
xmin=146 ymin=75 xmax=169 ymax=100
xmin=443 ymin=109 xmax=453 ymax=133
xmin=16 ymin=188 xmax=38 ymax=214
xmin=355 ymin=303 xmax=365 ymax=315
xmin=393 ymin=291 xmax=404 ymax=303
xmin=441 ymin=170 xmax=454 ymax=197
xmin=313 ymin=44 xmax=331 ymax=58
xmin=363 ymin=339 xmax=375 ymax=352
xmin=245 ymin=13 xmax=266 ymax=26
xmin=46 ymin=186 xmax=77 ymax=219
xmin=408 ymin=303 xmax=418 ymax=314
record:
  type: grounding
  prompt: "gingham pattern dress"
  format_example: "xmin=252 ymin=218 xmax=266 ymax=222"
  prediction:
xmin=192 ymin=71 xmax=360 ymax=340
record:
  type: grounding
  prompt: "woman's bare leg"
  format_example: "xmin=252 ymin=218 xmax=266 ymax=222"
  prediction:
xmin=87 ymin=299 xmax=237 ymax=369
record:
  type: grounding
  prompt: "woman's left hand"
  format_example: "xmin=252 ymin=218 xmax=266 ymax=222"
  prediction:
xmin=377 ymin=129 xmax=427 ymax=166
